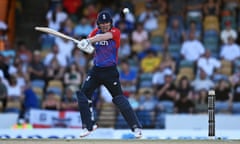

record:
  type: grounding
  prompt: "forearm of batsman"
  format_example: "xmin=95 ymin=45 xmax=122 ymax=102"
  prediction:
xmin=87 ymin=32 xmax=113 ymax=43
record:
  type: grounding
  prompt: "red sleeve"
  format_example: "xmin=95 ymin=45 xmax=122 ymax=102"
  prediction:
xmin=110 ymin=28 xmax=121 ymax=48
xmin=88 ymin=28 xmax=98 ymax=38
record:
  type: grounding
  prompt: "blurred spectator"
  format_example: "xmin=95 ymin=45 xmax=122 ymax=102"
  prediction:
xmin=68 ymin=47 xmax=87 ymax=72
xmin=8 ymin=57 xmax=24 ymax=76
xmin=229 ymin=66 xmax=240 ymax=86
xmin=176 ymin=76 xmax=194 ymax=100
xmin=42 ymin=91 xmax=61 ymax=110
xmin=131 ymin=22 xmax=149 ymax=46
xmin=5 ymin=75 xmax=24 ymax=113
xmin=220 ymin=36 xmax=240 ymax=62
xmin=231 ymin=77 xmax=240 ymax=113
xmin=137 ymin=88 xmax=157 ymax=128
xmin=214 ymin=79 xmax=232 ymax=113
xmin=174 ymin=93 xmax=195 ymax=114
xmin=62 ymin=0 xmax=82 ymax=21
xmin=63 ymin=62 xmax=83 ymax=90
xmin=220 ymin=21 xmax=238 ymax=44
xmin=119 ymin=60 xmax=138 ymax=94
xmin=140 ymin=49 xmax=161 ymax=73
xmin=0 ymin=54 xmax=10 ymax=80
xmin=61 ymin=86 xmax=78 ymax=111
xmin=194 ymin=89 xmax=208 ymax=113
xmin=83 ymin=3 xmax=98 ymax=26
xmin=45 ymin=56 xmax=65 ymax=81
xmin=186 ymin=20 xmax=202 ymax=40
xmin=44 ymin=44 xmax=67 ymax=68
xmin=138 ymin=3 xmax=158 ymax=33
xmin=16 ymin=41 xmax=32 ymax=65
xmin=180 ymin=31 xmax=205 ymax=62
xmin=137 ymin=40 xmax=156 ymax=60
xmin=113 ymin=6 xmax=135 ymax=26
xmin=164 ymin=18 xmax=186 ymax=50
xmin=0 ymin=70 xmax=7 ymax=111
xmin=28 ymin=51 xmax=45 ymax=81
xmin=191 ymin=69 xmax=214 ymax=113
xmin=203 ymin=0 xmax=220 ymax=16
xmin=152 ymin=64 xmax=166 ymax=87
xmin=153 ymin=0 xmax=168 ymax=17
xmin=114 ymin=11 xmax=135 ymax=34
xmin=191 ymin=68 xmax=215 ymax=92
xmin=54 ymin=34 xmax=75 ymax=62
xmin=118 ymin=34 xmax=131 ymax=60
xmin=46 ymin=3 xmax=68 ymax=31
xmin=128 ymin=91 xmax=140 ymax=111
xmin=46 ymin=4 xmax=68 ymax=31
xmin=0 ymin=20 xmax=9 ymax=51
xmin=138 ymin=88 xmax=157 ymax=111
xmin=60 ymin=18 xmax=74 ymax=37
xmin=156 ymin=69 xmax=177 ymax=113
xmin=161 ymin=52 xmax=176 ymax=73
xmin=73 ymin=17 xmax=93 ymax=39
xmin=222 ymin=0 xmax=239 ymax=15
xmin=197 ymin=49 xmax=221 ymax=77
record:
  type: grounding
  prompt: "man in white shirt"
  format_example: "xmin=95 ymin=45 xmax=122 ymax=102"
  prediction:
xmin=181 ymin=31 xmax=205 ymax=62
xmin=191 ymin=69 xmax=215 ymax=92
xmin=54 ymin=36 xmax=75 ymax=62
xmin=220 ymin=36 xmax=240 ymax=62
xmin=44 ymin=44 xmax=67 ymax=67
xmin=220 ymin=21 xmax=237 ymax=44
xmin=197 ymin=50 xmax=221 ymax=77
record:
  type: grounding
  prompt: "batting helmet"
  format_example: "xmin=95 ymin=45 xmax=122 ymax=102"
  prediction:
xmin=97 ymin=10 xmax=112 ymax=25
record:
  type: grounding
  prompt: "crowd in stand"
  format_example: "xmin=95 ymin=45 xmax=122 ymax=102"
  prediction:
xmin=0 ymin=0 xmax=240 ymax=129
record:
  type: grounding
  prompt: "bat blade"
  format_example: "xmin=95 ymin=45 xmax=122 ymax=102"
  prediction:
xmin=34 ymin=27 xmax=79 ymax=43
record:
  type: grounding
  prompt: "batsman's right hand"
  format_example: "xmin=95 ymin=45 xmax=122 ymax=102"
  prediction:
xmin=77 ymin=39 xmax=95 ymax=54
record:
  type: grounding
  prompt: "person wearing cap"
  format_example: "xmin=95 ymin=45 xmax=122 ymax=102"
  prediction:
xmin=76 ymin=10 xmax=142 ymax=138
xmin=220 ymin=21 xmax=237 ymax=44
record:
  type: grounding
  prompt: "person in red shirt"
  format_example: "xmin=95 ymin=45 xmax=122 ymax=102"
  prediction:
xmin=76 ymin=10 xmax=142 ymax=138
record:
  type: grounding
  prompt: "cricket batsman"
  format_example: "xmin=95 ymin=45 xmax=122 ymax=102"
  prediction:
xmin=76 ymin=10 xmax=142 ymax=138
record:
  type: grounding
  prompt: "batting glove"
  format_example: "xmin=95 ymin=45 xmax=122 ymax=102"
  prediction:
xmin=77 ymin=39 xmax=90 ymax=48
xmin=77 ymin=39 xmax=95 ymax=54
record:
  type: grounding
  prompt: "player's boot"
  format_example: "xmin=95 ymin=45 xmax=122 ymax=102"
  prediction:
xmin=133 ymin=128 xmax=142 ymax=139
xmin=80 ymin=124 xmax=98 ymax=138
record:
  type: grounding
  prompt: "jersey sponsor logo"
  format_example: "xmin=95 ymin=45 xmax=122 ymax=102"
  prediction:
xmin=95 ymin=41 xmax=109 ymax=46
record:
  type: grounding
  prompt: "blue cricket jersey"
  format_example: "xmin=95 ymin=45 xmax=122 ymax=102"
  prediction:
xmin=88 ymin=27 xmax=120 ymax=67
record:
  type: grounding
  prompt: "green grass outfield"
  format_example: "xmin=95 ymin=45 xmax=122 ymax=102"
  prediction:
xmin=0 ymin=139 xmax=240 ymax=144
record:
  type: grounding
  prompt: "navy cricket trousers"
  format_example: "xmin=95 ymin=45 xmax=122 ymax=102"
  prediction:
xmin=81 ymin=65 xmax=123 ymax=99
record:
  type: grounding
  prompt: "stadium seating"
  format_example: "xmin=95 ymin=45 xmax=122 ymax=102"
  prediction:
xmin=46 ymin=80 xmax=63 ymax=96
xmin=203 ymin=16 xmax=220 ymax=32
xmin=97 ymin=103 xmax=116 ymax=128
xmin=32 ymin=87 xmax=44 ymax=101
xmin=5 ymin=101 xmax=22 ymax=113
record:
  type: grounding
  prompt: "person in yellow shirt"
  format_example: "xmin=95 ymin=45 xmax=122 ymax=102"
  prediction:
xmin=140 ymin=49 xmax=161 ymax=73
